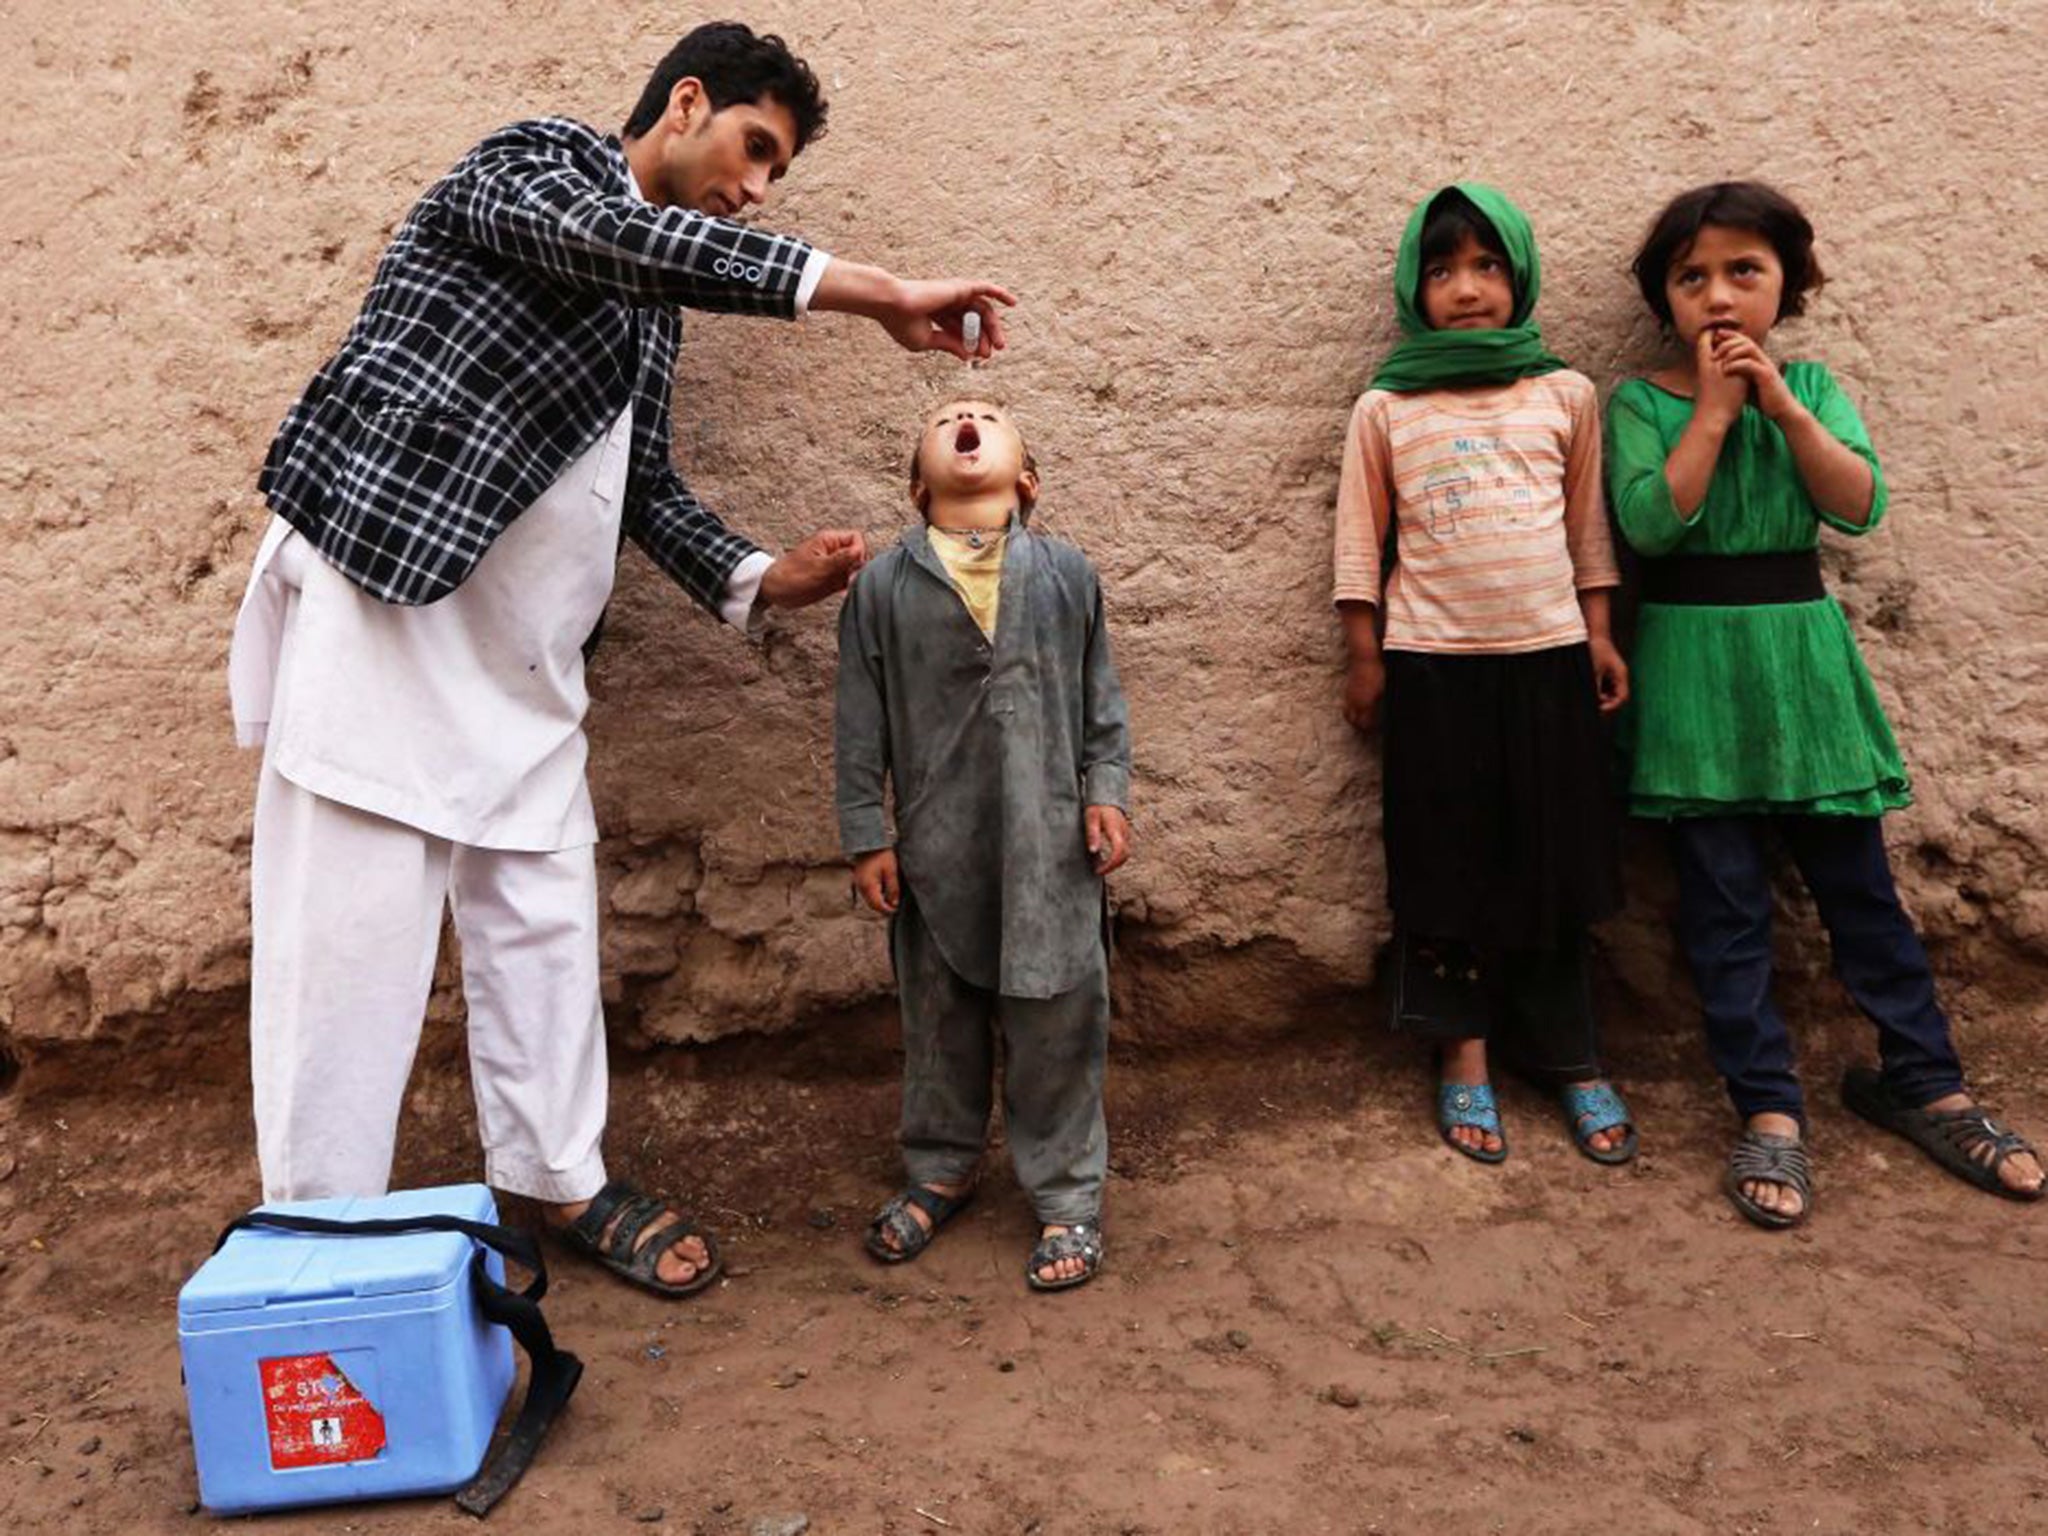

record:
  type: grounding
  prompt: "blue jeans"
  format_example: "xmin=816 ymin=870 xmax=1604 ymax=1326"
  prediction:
xmin=1667 ymin=815 xmax=1964 ymax=1123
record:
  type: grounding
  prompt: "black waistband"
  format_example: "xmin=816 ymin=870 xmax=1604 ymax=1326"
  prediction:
xmin=1640 ymin=551 xmax=1825 ymax=607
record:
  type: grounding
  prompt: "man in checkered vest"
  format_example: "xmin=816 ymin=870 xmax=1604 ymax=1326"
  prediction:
xmin=228 ymin=22 xmax=1013 ymax=1298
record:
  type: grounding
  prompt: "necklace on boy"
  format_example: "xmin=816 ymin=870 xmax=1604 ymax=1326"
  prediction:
xmin=934 ymin=526 xmax=1005 ymax=552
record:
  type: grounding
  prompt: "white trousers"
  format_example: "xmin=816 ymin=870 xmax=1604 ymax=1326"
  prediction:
xmin=250 ymin=762 xmax=610 ymax=1205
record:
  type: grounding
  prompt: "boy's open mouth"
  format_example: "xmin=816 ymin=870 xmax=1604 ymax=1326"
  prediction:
xmin=953 ymin=421 xmax=982 ymax=455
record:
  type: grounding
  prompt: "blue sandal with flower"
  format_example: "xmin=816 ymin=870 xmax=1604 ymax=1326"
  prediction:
xmin=1438 ymin=1081 xmax=1509 ymax=1164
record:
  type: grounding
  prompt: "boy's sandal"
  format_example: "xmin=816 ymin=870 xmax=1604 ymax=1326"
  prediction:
xmin=1438 ymin=1081 xmax=1509 ymax=1164
xmin=1841 ymin=1066 xmax=2046 ymax=1202
xmin=1560 ymin=1081 xmax=1639 ymax=1166
xmin=864 ymin=1183 xmax=976 ymax=1264
xmin=1025 ymin=1222 xmax=1103 ymax=1293
xmin=557 ymin=1178 xmax=724 ymax=1298
xmin=1724 ymin=1129 xmax=1812 ymax=1230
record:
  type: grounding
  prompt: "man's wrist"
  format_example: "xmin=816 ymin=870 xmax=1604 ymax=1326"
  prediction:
xmin=793 ymin=250 xmax=833 ymax=316
xmin=810 ymin=259 xmax=905 ymax=321
xmin=721 ymin=550 xmax=774 ymax=632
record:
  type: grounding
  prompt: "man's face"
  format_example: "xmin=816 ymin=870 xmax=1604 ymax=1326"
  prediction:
xmin=660 ymin=81 xmax=799 ymax=216
xmin=914 ymin=401 xmax=1035 ymax=511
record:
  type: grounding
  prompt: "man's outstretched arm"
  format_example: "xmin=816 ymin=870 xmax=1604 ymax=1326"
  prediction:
xmin=809 ymin=261 xmax=1016 ymax=360
xmin=430 ymin=127 xmax=1017 ymax=357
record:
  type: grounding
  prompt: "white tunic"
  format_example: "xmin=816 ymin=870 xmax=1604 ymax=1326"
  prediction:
xmin=229 ymin=405 xmax=773 ymax=850
xmin=228 ymin=165 xmax=831 ymax=850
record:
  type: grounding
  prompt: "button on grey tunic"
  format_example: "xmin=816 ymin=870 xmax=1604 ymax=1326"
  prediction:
xmin=835 ymin=518 xmax=1132 ymax=1000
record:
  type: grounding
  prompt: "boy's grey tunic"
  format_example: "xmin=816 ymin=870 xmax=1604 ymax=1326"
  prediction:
xmin=835 ymin=517 xmax=1131 ymax=1000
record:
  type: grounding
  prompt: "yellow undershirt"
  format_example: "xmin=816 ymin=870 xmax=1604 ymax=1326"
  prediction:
xmin=930 ymin=528 xmax=1007 ymax=639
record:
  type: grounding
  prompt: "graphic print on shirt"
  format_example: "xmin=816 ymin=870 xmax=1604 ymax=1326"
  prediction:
xmin=1422 ymin=469 xmax=1473 ymax=537
xmin=1420 ymin=437 xmax=1542 ymax=541
xmin=1333 ymin=374 xmax=1617 ymax=656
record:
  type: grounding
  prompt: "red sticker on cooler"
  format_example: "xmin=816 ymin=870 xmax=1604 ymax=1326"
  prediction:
xmin=260 ymin=1353 xmax=388 ymax=1469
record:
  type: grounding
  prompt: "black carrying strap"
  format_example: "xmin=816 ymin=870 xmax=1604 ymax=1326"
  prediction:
xmin=213 ymin=1211 xmax=584 ymax=1518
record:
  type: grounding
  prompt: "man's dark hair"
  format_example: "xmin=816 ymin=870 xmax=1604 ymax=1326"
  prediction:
xmin=1631 ymin=181 xmax=1824 ymax=324
xmin=623 ymin=21 xmax=828 ymax=151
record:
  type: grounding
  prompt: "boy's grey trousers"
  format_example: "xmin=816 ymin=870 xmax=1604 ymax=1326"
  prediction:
xmin=892 ymin=898 xmax=1109 ymax=1226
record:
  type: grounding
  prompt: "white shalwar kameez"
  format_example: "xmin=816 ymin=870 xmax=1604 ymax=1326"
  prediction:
xmin=230 ymin=400 xmax=769 ymax=1204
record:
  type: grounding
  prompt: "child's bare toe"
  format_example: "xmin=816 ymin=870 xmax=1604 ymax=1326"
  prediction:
xmin=1744 ymin=1177 xmax=1802 ymax=1219
xmin=1037 ymin=1254 xmax=1080 ymax=1284
xmin=2001 ymin=1150 xmax=2044 ymax=1195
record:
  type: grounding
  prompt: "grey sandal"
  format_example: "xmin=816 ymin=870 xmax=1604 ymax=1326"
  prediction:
xmin=1841 ymin=1066 xmax=2045 ymax=1202
xmin=1025 ymin=1222 xmax=1103 ymax=1292
xmin=1725 ymin=1129 xmax=1812 ymax=1230
xmin=558 ymin=1178 xmax=723 ymax=1297
xmin=865 ymin=1184 xmax=975 ymax=1264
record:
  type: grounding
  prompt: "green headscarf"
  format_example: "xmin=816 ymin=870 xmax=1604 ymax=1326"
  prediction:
xmin=1367 ymin=182 xmax=1569 ymax=394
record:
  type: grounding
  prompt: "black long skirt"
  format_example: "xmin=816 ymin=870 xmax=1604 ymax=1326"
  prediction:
xmin=1381 ymin=644 xmax=1621 ymax=952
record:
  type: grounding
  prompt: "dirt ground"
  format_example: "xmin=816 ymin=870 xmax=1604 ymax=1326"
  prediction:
xmin=5 ymin=1013 xmax=2048 ymax=1536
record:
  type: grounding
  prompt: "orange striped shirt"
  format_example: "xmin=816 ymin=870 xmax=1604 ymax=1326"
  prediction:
xmin=1333 ymin=371 xmax=1618 ymax=654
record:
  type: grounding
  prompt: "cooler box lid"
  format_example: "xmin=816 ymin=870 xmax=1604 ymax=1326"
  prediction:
xmin=179 ymin=1184 xmax=499 ymax=1317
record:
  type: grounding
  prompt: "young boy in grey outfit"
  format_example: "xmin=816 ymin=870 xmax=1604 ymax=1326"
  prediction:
xmin=836 ymin=398 xmax=1133 ymax=1291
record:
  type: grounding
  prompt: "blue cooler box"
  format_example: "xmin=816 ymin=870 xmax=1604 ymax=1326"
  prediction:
xmin=178 ymin=1184 xmax=517 ymax=1514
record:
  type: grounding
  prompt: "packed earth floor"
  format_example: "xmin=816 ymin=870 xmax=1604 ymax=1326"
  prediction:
xmin=5 ymin=1004 xmax=2047 ymax=1535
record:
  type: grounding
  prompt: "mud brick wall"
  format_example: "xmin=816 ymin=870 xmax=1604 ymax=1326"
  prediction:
xmin=4 ymin=1 xmax=2045 ymax=1074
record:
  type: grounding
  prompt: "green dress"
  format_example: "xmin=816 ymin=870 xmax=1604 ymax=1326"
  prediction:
xmin=1605 ymin=362 xmax=1910 ymax=819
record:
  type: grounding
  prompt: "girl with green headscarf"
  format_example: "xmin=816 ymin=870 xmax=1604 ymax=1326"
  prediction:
xmin=1368 ymin=182 xmax=1568 ymax=393
xmin=1332 ymin=184 xmax=1637 ymax=1169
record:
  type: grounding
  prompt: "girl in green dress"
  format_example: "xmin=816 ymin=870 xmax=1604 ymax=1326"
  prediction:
xmin=1607 ymin=181 xmax=2042 ymax=1228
